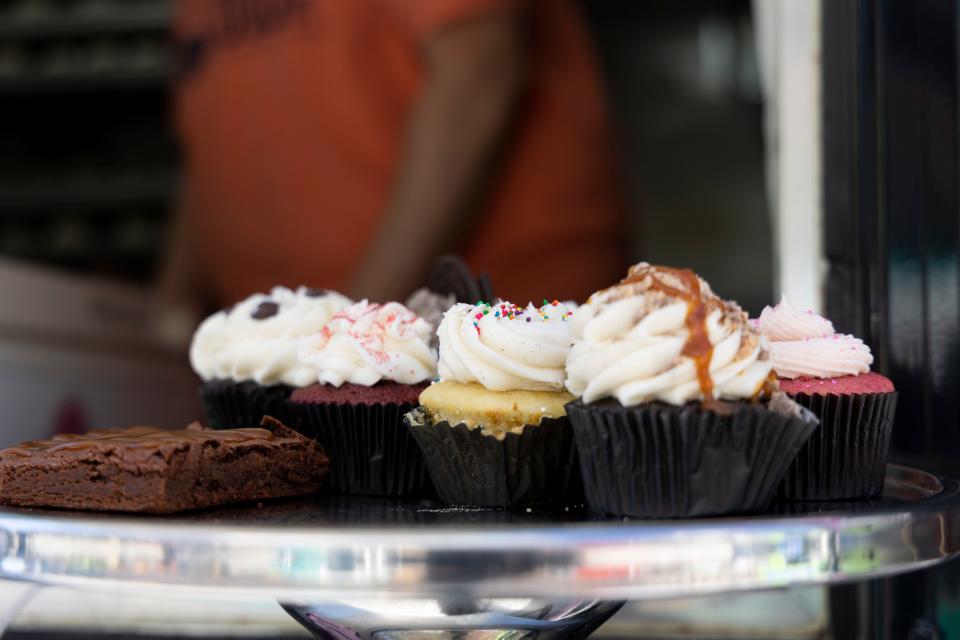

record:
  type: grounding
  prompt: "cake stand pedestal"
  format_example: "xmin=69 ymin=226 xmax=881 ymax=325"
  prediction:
xmin=0 ymin=464 xmax=956 ymax=639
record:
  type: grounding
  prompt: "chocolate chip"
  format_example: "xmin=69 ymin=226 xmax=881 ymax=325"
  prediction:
xmin=251 ymin=301 xmax=279 ymax=319
xmin=304 ymin=287 xmax=328 ymax=297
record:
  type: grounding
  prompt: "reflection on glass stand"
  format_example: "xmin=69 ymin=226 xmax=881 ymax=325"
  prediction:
xmin=0 ymin=465 xmax=957 ymax=637
xmin=282 ymin=598 xmax=623 ymax=640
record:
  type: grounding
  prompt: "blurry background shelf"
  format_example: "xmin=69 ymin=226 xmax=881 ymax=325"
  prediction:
xmin=0 ymin=4 xmax=168 ymax=42
xmin=0 ymin=176 xmax=175 ymax=214
xmin=0 ymin=69 xmax=169 ymax=94
xmin=0 ymin=0 xmax=176 ymax=285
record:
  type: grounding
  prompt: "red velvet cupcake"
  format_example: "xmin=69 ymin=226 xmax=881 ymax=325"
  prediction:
xmin=290 ymin=382 xmax=426 ymax=406
xmin=285 ymin=300 xmax=437 ymax=497
xmin=758 ymin=296 xmax=898 ymax=500
xmin=777 ymin=372 xmax=895 ymax=397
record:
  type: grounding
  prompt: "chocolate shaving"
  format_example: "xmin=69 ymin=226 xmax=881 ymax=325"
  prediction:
xmin=251 ymin=301 xmax=279 ymax=319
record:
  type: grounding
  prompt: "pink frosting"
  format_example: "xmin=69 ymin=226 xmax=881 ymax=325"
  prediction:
xmin=757 ymin=296 xmax=873 ymax=379
xmin=758 ymin=294 xmax=834 ymax=340
xmin=298 ymin=300 xmax=437 ymax=386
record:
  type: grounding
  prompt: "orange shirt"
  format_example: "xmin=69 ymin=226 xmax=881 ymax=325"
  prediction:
xmin=174 ymin=0 xmax=624 ymax=305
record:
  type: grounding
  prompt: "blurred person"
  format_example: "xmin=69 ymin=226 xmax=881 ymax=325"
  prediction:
xmin=159 ymin=0 xmax=624 ymax=310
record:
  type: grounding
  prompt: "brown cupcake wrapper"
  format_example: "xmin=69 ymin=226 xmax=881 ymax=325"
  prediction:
xmin=404 ymin=408 xmax=582 ymax=508
xmin=200 ymin=380 xmax=294 ymax=429
xmin=566 ymin=399 xmax=819 ymax=518
xmin=284 ymin=400 xmax=433 ymax=497
xmin=777 ymin=391 xmax=898 ymax=501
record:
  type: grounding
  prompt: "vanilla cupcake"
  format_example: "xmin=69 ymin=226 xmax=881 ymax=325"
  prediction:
xmin=565 ymin=263 xmax=819 ymax=518
xmin=286 ymin=300 xmax=437 ymax=496
xmin=405 ymin=300 xmax=580 ymax=507
xmin=190 ymin=286 xmax=351 ymax=428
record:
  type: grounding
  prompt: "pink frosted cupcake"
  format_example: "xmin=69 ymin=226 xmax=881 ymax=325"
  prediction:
xmin=285 ymin=300 xmax=438 ymax=496
xmin=758 ymin=296 xmax=897 ymax=500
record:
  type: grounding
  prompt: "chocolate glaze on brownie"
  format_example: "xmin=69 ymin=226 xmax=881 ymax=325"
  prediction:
xmin=0 ymin=416 xmax=329 ymax=514
xmin=290 ymin=381 xmax=428 ymax=405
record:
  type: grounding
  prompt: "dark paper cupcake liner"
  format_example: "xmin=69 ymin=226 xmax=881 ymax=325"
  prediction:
xmin=404 ymin=408 xmax=582 ymax=508
xmin=566 ymin=399 xmax=818 ymax=518
xmin=777 ymin=392 xmax=898 ymax=501
xmin=200 ymin=380 xmax=293 ymax=429
xmin=285 ymin=400 xmax=432 ymax=497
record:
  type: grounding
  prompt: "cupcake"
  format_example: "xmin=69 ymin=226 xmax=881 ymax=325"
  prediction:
xmin=758 ymin=296 xmax=897 ymax=500
xmin=190 ymin=286 xmax=352 ymax=428
xmin=405 ymin=300 xmax=580 ymax=508
xmin=564 ymin=263 xmax=819 ymax=518
xmin=286 ymin=300 xmax=437 ymax=496
xmin=405 ymin=254 xmax=495 ymax=350
xmin=425 ymin=254 xmax=494 ymax=306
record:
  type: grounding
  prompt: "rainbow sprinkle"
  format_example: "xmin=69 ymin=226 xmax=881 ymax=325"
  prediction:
xmin=471 ymin=299 xmax=572 ymax=329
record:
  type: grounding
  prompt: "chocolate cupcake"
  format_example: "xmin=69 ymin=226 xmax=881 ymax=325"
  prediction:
xmin=405 ymin=254 xmax=495 ymax=351
xmin=564 ymin=263 xmax=819 ymax=518
xmin=190 ymin=286 xmax=352 ymax=428
xmin=758 ymin=296 xmax=897 ymax=500
xmin=286 ymin=300 xmax=436 ymax=496
xmin=405 ymin=300 xmax=581 ymax=508
xmin=426 ymin=254 xmax=494 ymax=305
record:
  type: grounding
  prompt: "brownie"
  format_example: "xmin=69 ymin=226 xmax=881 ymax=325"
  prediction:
xmin=0 ymin=416 xmax=330 ymax=514
xmin=289 ymin=381 xmax=428 ymax=406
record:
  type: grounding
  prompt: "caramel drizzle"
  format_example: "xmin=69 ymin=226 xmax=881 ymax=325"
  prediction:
xmin=621 ymin=264 xmax=729 ymax=412
xmin=752 ymin=370 xmax=780 ymax=402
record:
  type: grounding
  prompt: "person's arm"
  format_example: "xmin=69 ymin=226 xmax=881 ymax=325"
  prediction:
xmin=348 ymin=15 xmax=526 ymax=301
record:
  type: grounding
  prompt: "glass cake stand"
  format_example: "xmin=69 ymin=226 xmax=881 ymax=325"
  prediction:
xmin=0 ymin=463 xmax=957 ymax=639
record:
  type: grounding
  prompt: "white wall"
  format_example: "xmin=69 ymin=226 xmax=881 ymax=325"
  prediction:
xmin=754 ymin=0 xmax=824 ymax=312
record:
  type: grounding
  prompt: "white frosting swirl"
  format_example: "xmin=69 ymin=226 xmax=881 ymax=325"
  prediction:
xmin=298 ymin=301 xmax=436 ymax=386
xmin=437 ymin=301 xmax=576 ymax=391
xmin=758 ymin=296 xmax=873 ymax=379
xmin=565 ymin=263 xmax=773 ymax=406
xmin=189 ymin=286 xmax=352 ymax=386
